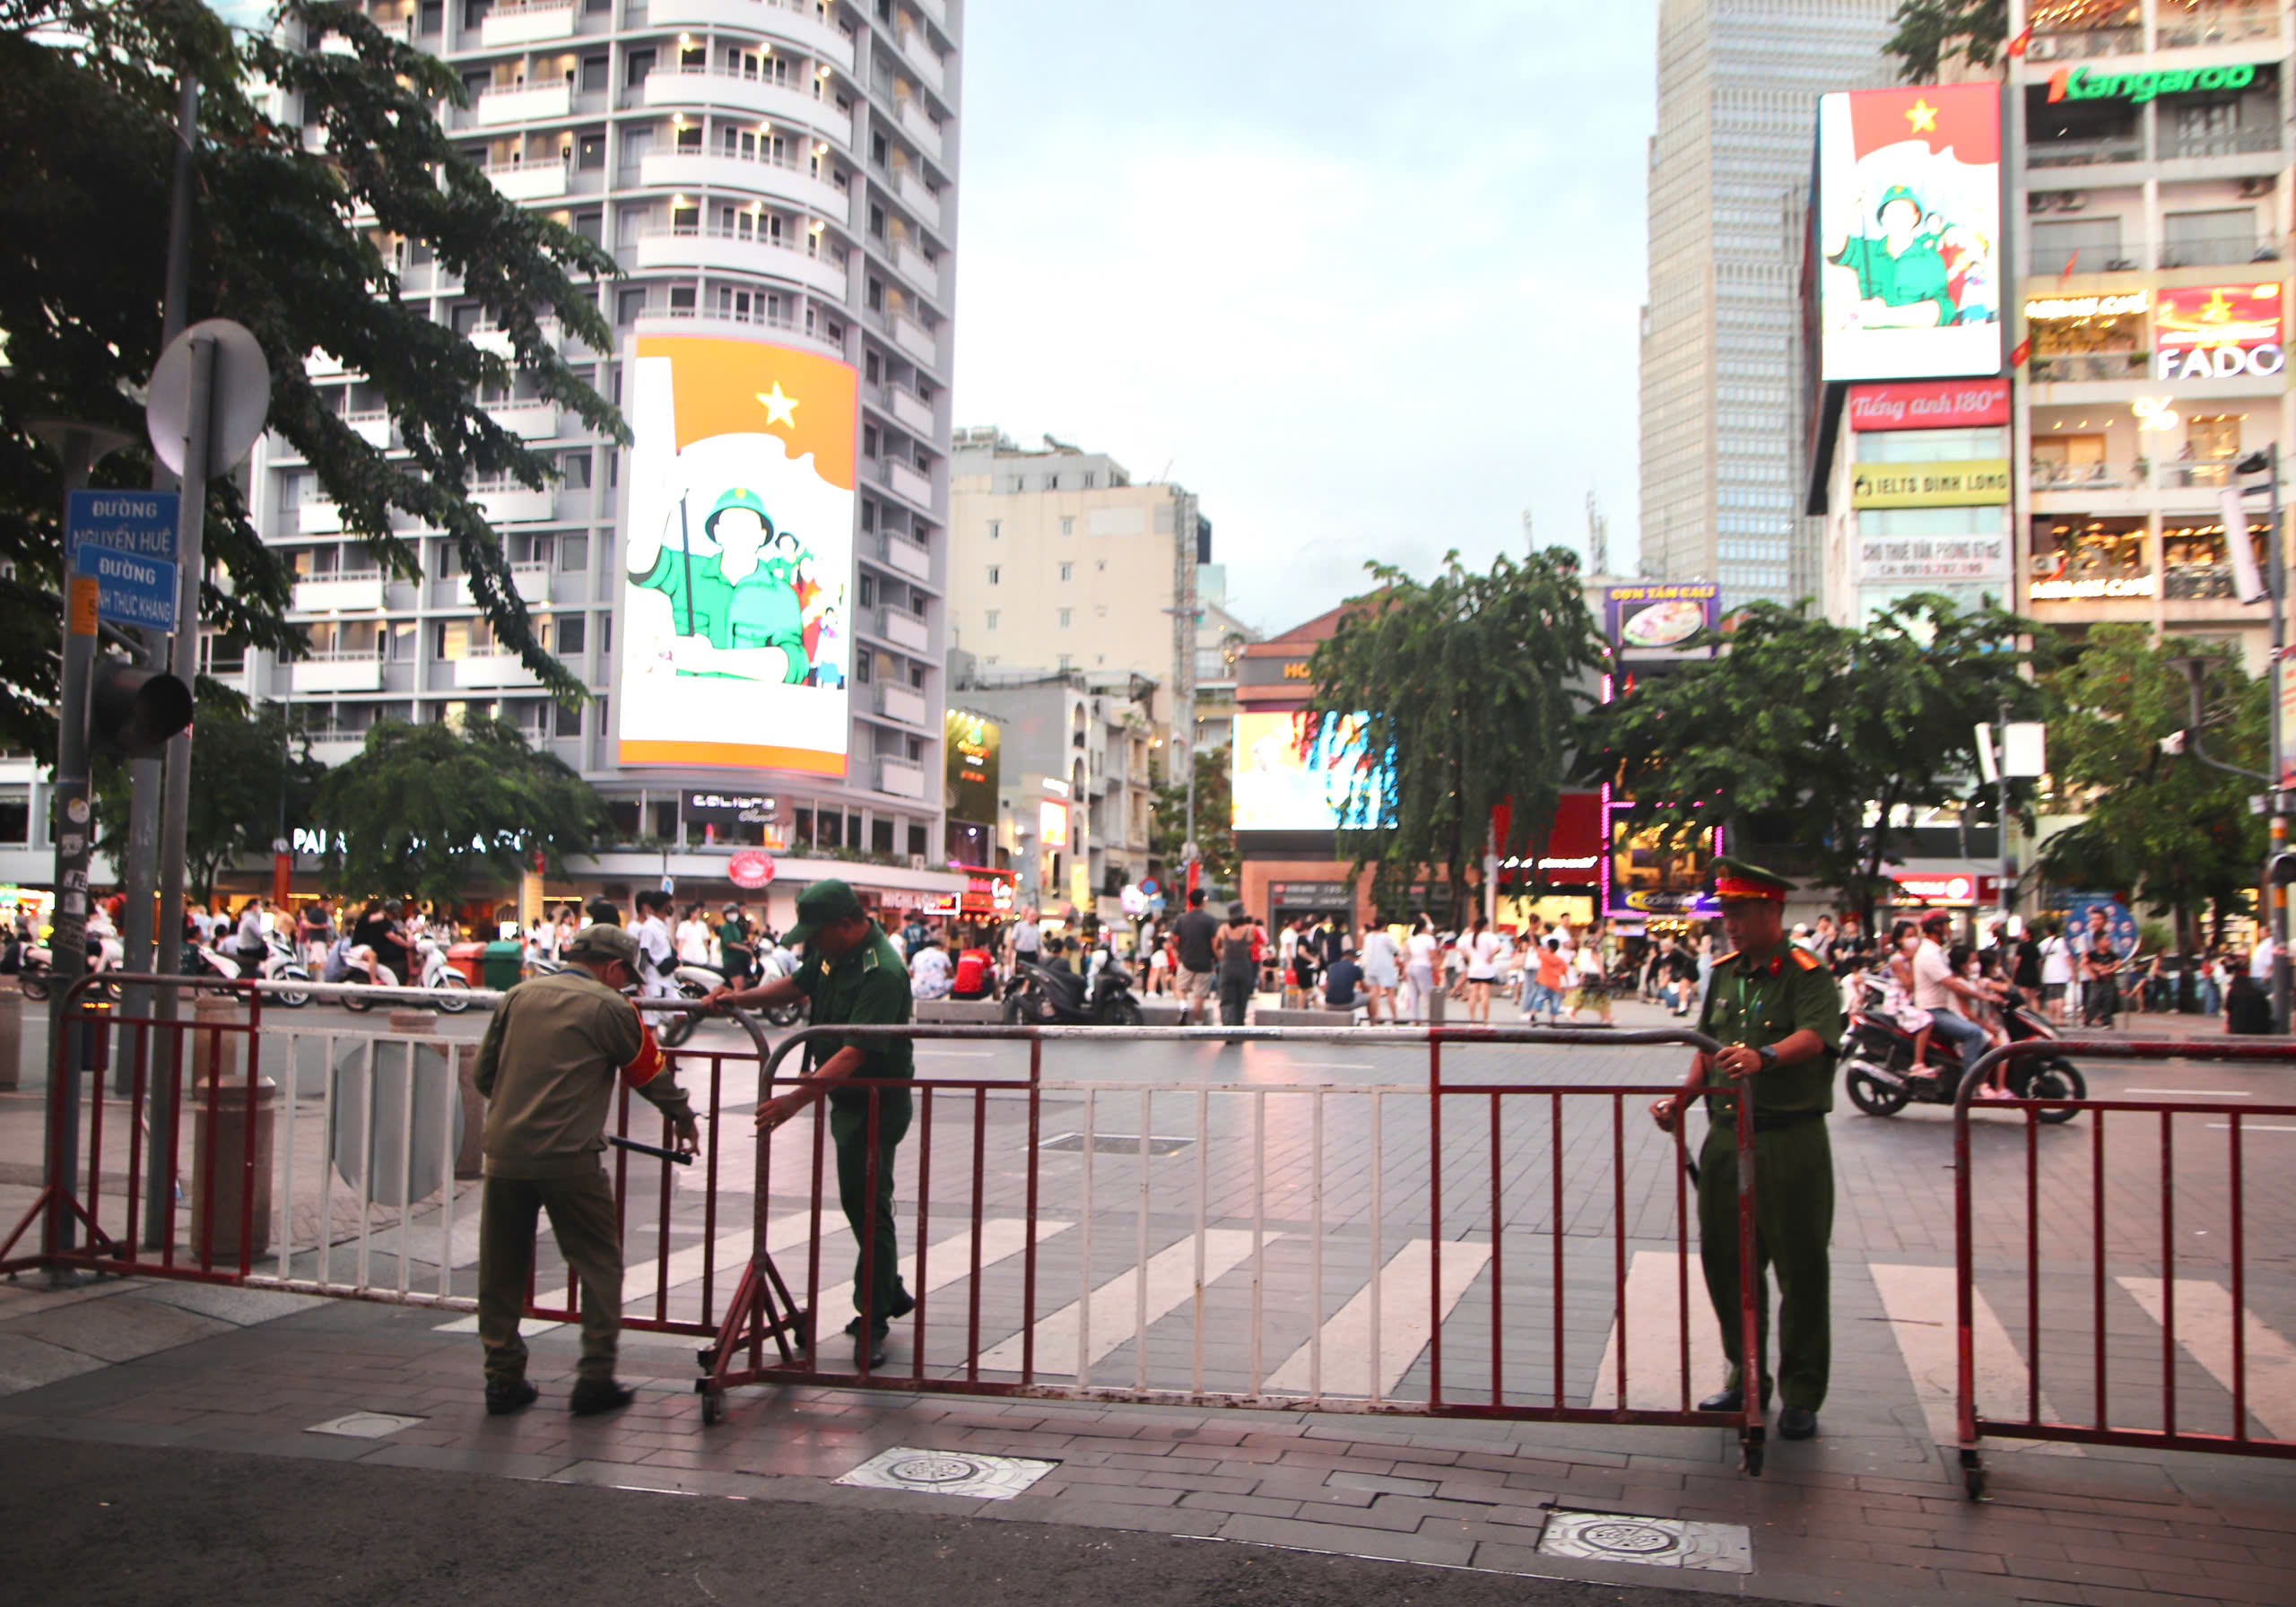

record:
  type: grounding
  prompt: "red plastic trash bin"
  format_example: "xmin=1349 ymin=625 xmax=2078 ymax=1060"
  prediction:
xmin=446 ymin=941 xmax=486 ymax=986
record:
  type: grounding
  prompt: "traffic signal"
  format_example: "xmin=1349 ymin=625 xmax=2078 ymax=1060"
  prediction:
xmin=87 ymin=658 xmax=193 ymax=759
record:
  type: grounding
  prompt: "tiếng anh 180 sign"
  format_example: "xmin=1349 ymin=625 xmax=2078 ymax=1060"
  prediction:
xmin=2154 ymin=285 xmax=2284 ymax=381
xmin=1846 ymin=378 xmax=2009 ymax=430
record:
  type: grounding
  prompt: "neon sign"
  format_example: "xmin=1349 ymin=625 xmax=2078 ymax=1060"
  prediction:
xmin=2048 ymin=63 xmax=2259 ymax=105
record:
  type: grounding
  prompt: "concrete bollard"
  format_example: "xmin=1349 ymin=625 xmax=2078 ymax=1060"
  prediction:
xmin=189 ymin=1073 xmax=278 ymax=1264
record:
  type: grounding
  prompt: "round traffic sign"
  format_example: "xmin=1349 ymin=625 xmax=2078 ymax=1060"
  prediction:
xmin=148 ymin=318 xmax=272 ymax=477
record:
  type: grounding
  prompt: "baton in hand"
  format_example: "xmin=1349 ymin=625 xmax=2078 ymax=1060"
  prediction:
xmin=610 ymin=1134 xmax=694 ymax=1167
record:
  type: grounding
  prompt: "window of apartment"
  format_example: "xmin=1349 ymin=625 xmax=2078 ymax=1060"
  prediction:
xmin=987 ymin=519 xmax=1001 ymax=540
xmin=1058 ymin=561 xmax=1073 ymax=581
xmin=1082 ymin=472 xmax=1096 ymax=489
xmin=624 ymin=48 xmax=655 ymax=86
xmin=615 ymin=287 xmax=648 ymax=326
xmin=986 ymin=565 xmax=999 ymax=585
xmin=2163 ymin=208 xmax=2258 ymax=267
xmin=858 ymin=572 xmax=876 ymax=608
xmin=578 ymin=57 xmax=606 ymax=92
xmin=674 ymin=122 xmax=701 ymax=153
xmin=865 ymin=277 xmax=883 ymax=311
xmin=571 ymin=209 xmax=601 ymax=245
xmin=555 ymin=614 xmax=587 ymax=656
xmin=1044 ymin=474 xmax=1058 ymax=491
xmin=870 ymin=132 xmax=888 ymax=168
xmin=553 ymin=700 xmax=581 ymax=738
xmin=1059 ymin=516 xmax=1074 ymax=536
xmin=1057 ymin=608 xmax=1072 ymax=629
xmin=872 ymin=817 xmax=894 ymax=854
xmin=1057 ymin=654 xmax=1073 ymax=672
xmin=984 ymin=610 xmax=998 ymax=630
xmin=869 ymin=204 xmax=886 ymax=239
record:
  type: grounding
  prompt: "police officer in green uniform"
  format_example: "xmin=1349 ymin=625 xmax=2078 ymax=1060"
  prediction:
xmin=1650 ymin=858 xmax=1842 ymax=1442
xmin=708 ymin=880 xmax=916 ymax=1369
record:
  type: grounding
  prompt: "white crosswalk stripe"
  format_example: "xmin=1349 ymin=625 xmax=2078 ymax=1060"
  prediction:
xmin=1263 ymin=1238 xmax=1492 ymax=1399
xmin=1870 ymin=1264 xmax=2082 ymax=1455
xmin=2117 ymin=1276 xmax=2296 ymax=1442
xmin=978 ymin=1229 xmax=1275 ymax=1376
xmin=1589 ymin=1249 xmax=1726 ymax=1412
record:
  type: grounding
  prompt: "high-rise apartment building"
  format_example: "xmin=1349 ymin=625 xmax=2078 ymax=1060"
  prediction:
xmin=227 ymin=0 xmax=965 ymax=910
xmin=1639 ymin=0 xmax=1897 ymax=602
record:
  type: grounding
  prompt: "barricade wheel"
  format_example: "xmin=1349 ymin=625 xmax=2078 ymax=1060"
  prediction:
xmin=1742 ymin=1438 xmax=1764 ymax=1477
xmin=700 ymin=1387 xmax=723 ymax=1426
xmin=1960 ymin=1450 xmax=1987 ymax=1500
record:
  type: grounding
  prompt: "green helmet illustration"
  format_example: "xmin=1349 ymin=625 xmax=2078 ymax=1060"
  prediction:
xmin=703 ymin=487 xmax=772 ymax=542
xmin=1875 ymin=184 xmax=1923 ymax=224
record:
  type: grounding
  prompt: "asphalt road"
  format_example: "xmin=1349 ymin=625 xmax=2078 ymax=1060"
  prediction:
xmin=0 ymin=1438 xmax=1800 ymax=1607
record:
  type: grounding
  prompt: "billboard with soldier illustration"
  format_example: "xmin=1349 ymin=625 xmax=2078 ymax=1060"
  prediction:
xmin=616 ymin=335 xmax=857 ymax=774
xmin=1817 ymin=83 xmax=2003 ymax=383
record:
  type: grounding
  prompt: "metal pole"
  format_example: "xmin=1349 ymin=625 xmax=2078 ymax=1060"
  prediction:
xmin=1997 ymin=700 xmax=2013 ymax=950
xmin=145 ymin=334 xmax=215 ymax=1247
xmin=44 ymin=430 xmax=106 ymax=1273
xmin=2269 ymin=447 xmax=2290 ymax=1034
xmin=118 ymin=72 xmax=200 ymax=1090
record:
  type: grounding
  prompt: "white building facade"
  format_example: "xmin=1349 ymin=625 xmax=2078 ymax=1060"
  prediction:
xmin=225 ymin=0 xmax=965 ymax=905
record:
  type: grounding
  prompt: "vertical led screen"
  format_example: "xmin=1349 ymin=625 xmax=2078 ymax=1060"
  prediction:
xmin=1817 ymin=83 xmax=2003 ymax=382
xmin=617 ymin=335 xmax=857 ymax=773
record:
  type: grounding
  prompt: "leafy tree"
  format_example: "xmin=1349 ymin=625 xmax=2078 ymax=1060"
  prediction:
xmin=1591 ymin=596 xmax=2047 ymax=924
xmin=0 ymin=0 xmax=622 ymax=756
xmin=1883 ymin=0 xmax=2009 ymax=82
xmin=310 ymin=717 xmax=608 ymax=909
xmin=1150 ymin=744 xmax=1235 ymax=891
xmin=1305 ymin=548 xmax=1606 ymax=925
xmin=91 ymin=698 xmax=322 ymax=905
xmin=2038 ymin=627 xmax=2265 ymax=951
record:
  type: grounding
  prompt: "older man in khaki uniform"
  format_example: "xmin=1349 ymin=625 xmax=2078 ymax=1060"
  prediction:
xmin=474 ymin=924 xmax=699 ymax=1416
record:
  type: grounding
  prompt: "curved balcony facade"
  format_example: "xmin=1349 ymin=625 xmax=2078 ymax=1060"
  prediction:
xmin=633 ymin=225 xmax=849 ymax=300
xmin=638 ymin=147 xmax=848 ymax=224
xmin=642 ymin=0 xmax=857 ymax=74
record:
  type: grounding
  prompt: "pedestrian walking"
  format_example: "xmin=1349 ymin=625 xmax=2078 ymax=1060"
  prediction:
xmin=1649 ymin=859 xmax=1842 ymax=1443
xmin=1215 ymin=903 xmax=1257 ymax=1028
xmin=473 ymin=924 xmax=699 ymax=1416
xmin=1170 ymin=889 xmax=1221 ymax=1025
xmin=1360 ymin=920 xmax=1400 ymax=1023
xmin=708 ymin=880 xmax=918 ymax=1369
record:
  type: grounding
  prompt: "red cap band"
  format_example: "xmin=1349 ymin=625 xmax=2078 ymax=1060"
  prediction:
xmin=1713 ymin=876 xmax=1785 ymax=903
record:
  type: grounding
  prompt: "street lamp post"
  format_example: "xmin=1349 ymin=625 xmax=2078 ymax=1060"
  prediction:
xmin=2232 ymin=448 xmax=2290 ymax=1031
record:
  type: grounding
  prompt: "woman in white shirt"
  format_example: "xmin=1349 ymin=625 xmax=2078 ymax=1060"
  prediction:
xmin=2039 ymin=925 xmax=2073 ymax=1024
xmin=675 ymin=906 xmax=714 ymax=967
xmin=1403 ymin=916 xmax=1439 ymax=1023
xmin=1463 ymin=915 xmax=1500 ymax=1024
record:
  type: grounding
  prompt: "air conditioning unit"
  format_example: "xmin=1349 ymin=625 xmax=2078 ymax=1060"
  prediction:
xmin=2056 ymin=191 xmax=2087 ymax=211
xmin=2239 ymin=175 xmax=2275 ymax=198
xmin=909 ymin=853 xmax=927 ymax=871
xmin=2026 ymin=191 xmax=2055 ymax=213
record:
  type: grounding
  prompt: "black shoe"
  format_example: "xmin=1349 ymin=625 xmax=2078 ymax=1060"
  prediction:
xmin=855 ymin=1330 xmax=887 ymax=1370
xmin=1779 ymin=1406 xmax=1819 ymax=1440
xmin=484 ymin=1379 xmax=538 ymax=1416
xmin=843 ymin=1290 xmax=917 ymax=1336
xmin=568 ymin=1378 xmax=636 ymax=1416
xmin=1698 ymin=1386 xmax=1744 ymax=1413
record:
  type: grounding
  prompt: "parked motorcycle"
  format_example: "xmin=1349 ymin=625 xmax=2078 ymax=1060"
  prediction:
xmin=18 ymin=942 xmax=123 ymax=1003
xmin=1841 ymin=969 xmax=2085 ymax=1123
xmin=1002 ymin=957 xmax=1144 ymax=1026
xmin=337 ymin=934 xmax=471 ymax=1013
xmin=185 ymin=933 xmax=315 ymax=1007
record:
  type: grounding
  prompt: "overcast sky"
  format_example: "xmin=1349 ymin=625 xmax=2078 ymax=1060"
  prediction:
xmin=947 ymin=0 xmax=1657 ymax=635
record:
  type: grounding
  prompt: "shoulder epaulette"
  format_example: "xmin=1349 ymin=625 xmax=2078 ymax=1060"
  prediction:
xmin=1789 ymin=949 xmax=1822 ymax=971
xmin=1715 ymin=949 xmax=1741 ymax=966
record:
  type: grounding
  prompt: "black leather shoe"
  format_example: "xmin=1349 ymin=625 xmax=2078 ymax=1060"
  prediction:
xmin=1779 ymin=1406 xmax=1819 ymax=1440
xmin=855 ymin=1330 xmax=888 ymax=1370
xmin=484 ymin=1379 xmax=538 ymax=1416
xmin=568 ymin=1378 xmax=636 ymax=1416
xmin=1698 ymin=1386 xmax=1744 ymax=1413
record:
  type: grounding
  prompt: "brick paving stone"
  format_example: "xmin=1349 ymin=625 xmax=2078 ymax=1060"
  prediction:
xmin=1322 ymin=1470 xmax=1439 ymax=1498
xmin=1216 ymin=1511 xmax=1476 ymax=1568
xmin=1175 ymin=1490 xmax=1301 ymax=1519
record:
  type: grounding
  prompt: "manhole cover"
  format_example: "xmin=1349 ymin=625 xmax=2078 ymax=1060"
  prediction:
xmin=307 ymin=1412 xmax=425 ymax=1439
xmin=1039 ymin=1133 xmax=1195 ymax=1157
xmin=1537 ymin=1509 xmax=1751 ymax=1575
xmin=835 ymin=1446 xmax=1058 ymax=1500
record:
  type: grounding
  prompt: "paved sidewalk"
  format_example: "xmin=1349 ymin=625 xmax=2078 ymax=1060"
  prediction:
xmin=3 ymin=1275 xmax=2291 ymax=1606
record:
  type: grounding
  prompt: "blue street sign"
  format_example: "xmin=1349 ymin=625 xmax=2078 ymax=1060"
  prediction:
xmin=73 ymin=543 xmax=179 ymax=630
xmin=65 ymin=489 xmax=180 ymax=565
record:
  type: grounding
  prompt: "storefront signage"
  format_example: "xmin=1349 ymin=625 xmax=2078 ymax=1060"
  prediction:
xmin=2022 ymin=291 xmax=2149 ymax=322
xmin=1281 ymin=661 xmax=1311 ymax=681
xmin=683 ymin=790 xmax=778 ymax=825
xmin=944 ymin=709 xmax=1000 ymax=825
xmin=1037 ymin=798 xmax=1068 ymax=849
xmin=726 ymin=850 xmax=777 ymax=890
xmin=926 ymin=864 xmax=1017 ymax=919
xmin=1605 ymin=584 xmax=1722 ymax=657
xmin=1493 ymin=792 xmax=1605 ymax=887
xmin=2154 ymin=285 xmax=2283 ymax=381
xmin=1846 ymin=378 xmax=2011 ymax=430
xmin=2029 ymin=575 xmax=2158 ymax=600
xmin=1887 ymin=872 xmax=1998 ymax=907
xmin=1270 ymin=882 xmax=1350 ymax=905
xmin=2048 ymin=62 xmax=2259 ymax=105
xmin=1850 ymin=460 xmax=2012 ymax=508
xmin=1856 ymin=530 xmax=2008 ymax=584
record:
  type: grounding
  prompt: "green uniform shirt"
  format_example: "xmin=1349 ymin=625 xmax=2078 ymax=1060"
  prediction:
xmin=794 ymin=922 xmax=914 ymax=1108
xmin=1830 ymin=232 xmax=1955 ymax=327
xmin=635 ymin=547 xmax=806 ymax=677
xmin=1695 ymin=945 xmax=1845 ymax=1120
xmin=474 ymin=969 xmax=694 ymax=1178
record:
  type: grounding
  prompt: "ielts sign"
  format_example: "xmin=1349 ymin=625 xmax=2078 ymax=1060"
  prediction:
xmin=1847 ymin=379 xmax=2011 ymax=432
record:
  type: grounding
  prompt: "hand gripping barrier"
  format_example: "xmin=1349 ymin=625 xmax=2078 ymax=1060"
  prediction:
xmin=695 ymin=1023 xmax=1776 ymax=1475
xmin=1952 ymin=1036 xmax=2296 ymax=1500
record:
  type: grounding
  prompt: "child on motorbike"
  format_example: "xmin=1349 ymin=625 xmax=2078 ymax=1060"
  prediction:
xmin=1882 ymin=921 xmax=1935 ymax=1070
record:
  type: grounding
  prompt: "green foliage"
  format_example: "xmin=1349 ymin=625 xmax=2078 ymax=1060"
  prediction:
xmin=2038 ymin=627 xmax=2265 ymax=946
xmin=1305 ymin=548 xmax=1606 ymax=924
xmin=1883 ymin=0 xmax=2010 ymax=82
xmin=1591 ymin=595 xmax=2046 ymax=920
xmin=310 ymin=717 xmax=608 ymax=908
xmin=1150 ymin=745 xmax=1235 ymax=890
xmin=0 ymin=0 xmax=622 ymax=756
xmin=91 ymin=697 xmax=322 ymax=903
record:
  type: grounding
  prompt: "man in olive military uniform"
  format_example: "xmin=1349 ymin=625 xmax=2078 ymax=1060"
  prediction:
xmin=708 ymin=880 xmax=916 ymax=1369
xmin=1651 ymin=859 xmax=1842 ymax=1441
xmin=474 ymin=924 xmax=700 ymax=1416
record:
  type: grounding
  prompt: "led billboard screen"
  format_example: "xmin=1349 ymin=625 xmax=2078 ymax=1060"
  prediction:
xmin=616 ymin=334 xmax=857 ymax=773
xmin=2153 ymin=284 xmax=2285 ymax=381
xmin=1817 ymin=83 xmax=2003 ymax=382
xmin=945 ymin=709 xmax=1000 ymax=825
xmin=1605 ymin=802 xmax=1723 ymax=921
xmin=1605 ymin=583 xmax=1722 ymax=659
xmin=1231 ymin=710 xmax=1391 ymax=832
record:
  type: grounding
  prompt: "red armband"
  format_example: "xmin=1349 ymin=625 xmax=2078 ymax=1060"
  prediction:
xmin=621 ymin=1004 xmax=665 ymax=1090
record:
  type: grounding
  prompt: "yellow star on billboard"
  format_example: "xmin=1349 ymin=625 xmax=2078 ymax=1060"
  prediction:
xmin=756 ymin=381 xmax=800 ymax=427
xmin=1906 ymin=98 xmax=1938 ymax=134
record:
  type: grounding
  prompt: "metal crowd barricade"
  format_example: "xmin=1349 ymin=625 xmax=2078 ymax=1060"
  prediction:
xmin=1952 ymin=1037 xmax=2296 ymax=1500
xmin=697 ymin=1023 xmax=1773 ymax=1474
xmin=0 ymin=973 xmax=761 ymax=1342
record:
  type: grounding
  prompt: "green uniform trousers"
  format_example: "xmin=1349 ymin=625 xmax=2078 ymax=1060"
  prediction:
xmin=831 ymin=1088 xmax=914 ymax=1338
xmin=1696 ymin=1117 xmax=1833 ymax=1412
xmin=478 ymin=1169 xmax=622 ymax=1385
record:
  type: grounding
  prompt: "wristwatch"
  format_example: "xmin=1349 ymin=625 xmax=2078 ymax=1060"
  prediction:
xmin=1756 ymin=1045 xmax=1780 ymax=1072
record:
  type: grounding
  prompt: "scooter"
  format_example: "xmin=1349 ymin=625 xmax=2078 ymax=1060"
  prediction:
xmin=1841 ymin=969 xmax=2085 ymax=1123
xmin=338 ymin=934 xmax=472 ymax=1013
xmin=1001 ymin=956 xmax=1144 ymax=1026
xmin=18 ymin=942 xmax=123 ymax=1002
xmin=186 ymin=933 xmax=315 ymax=1007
